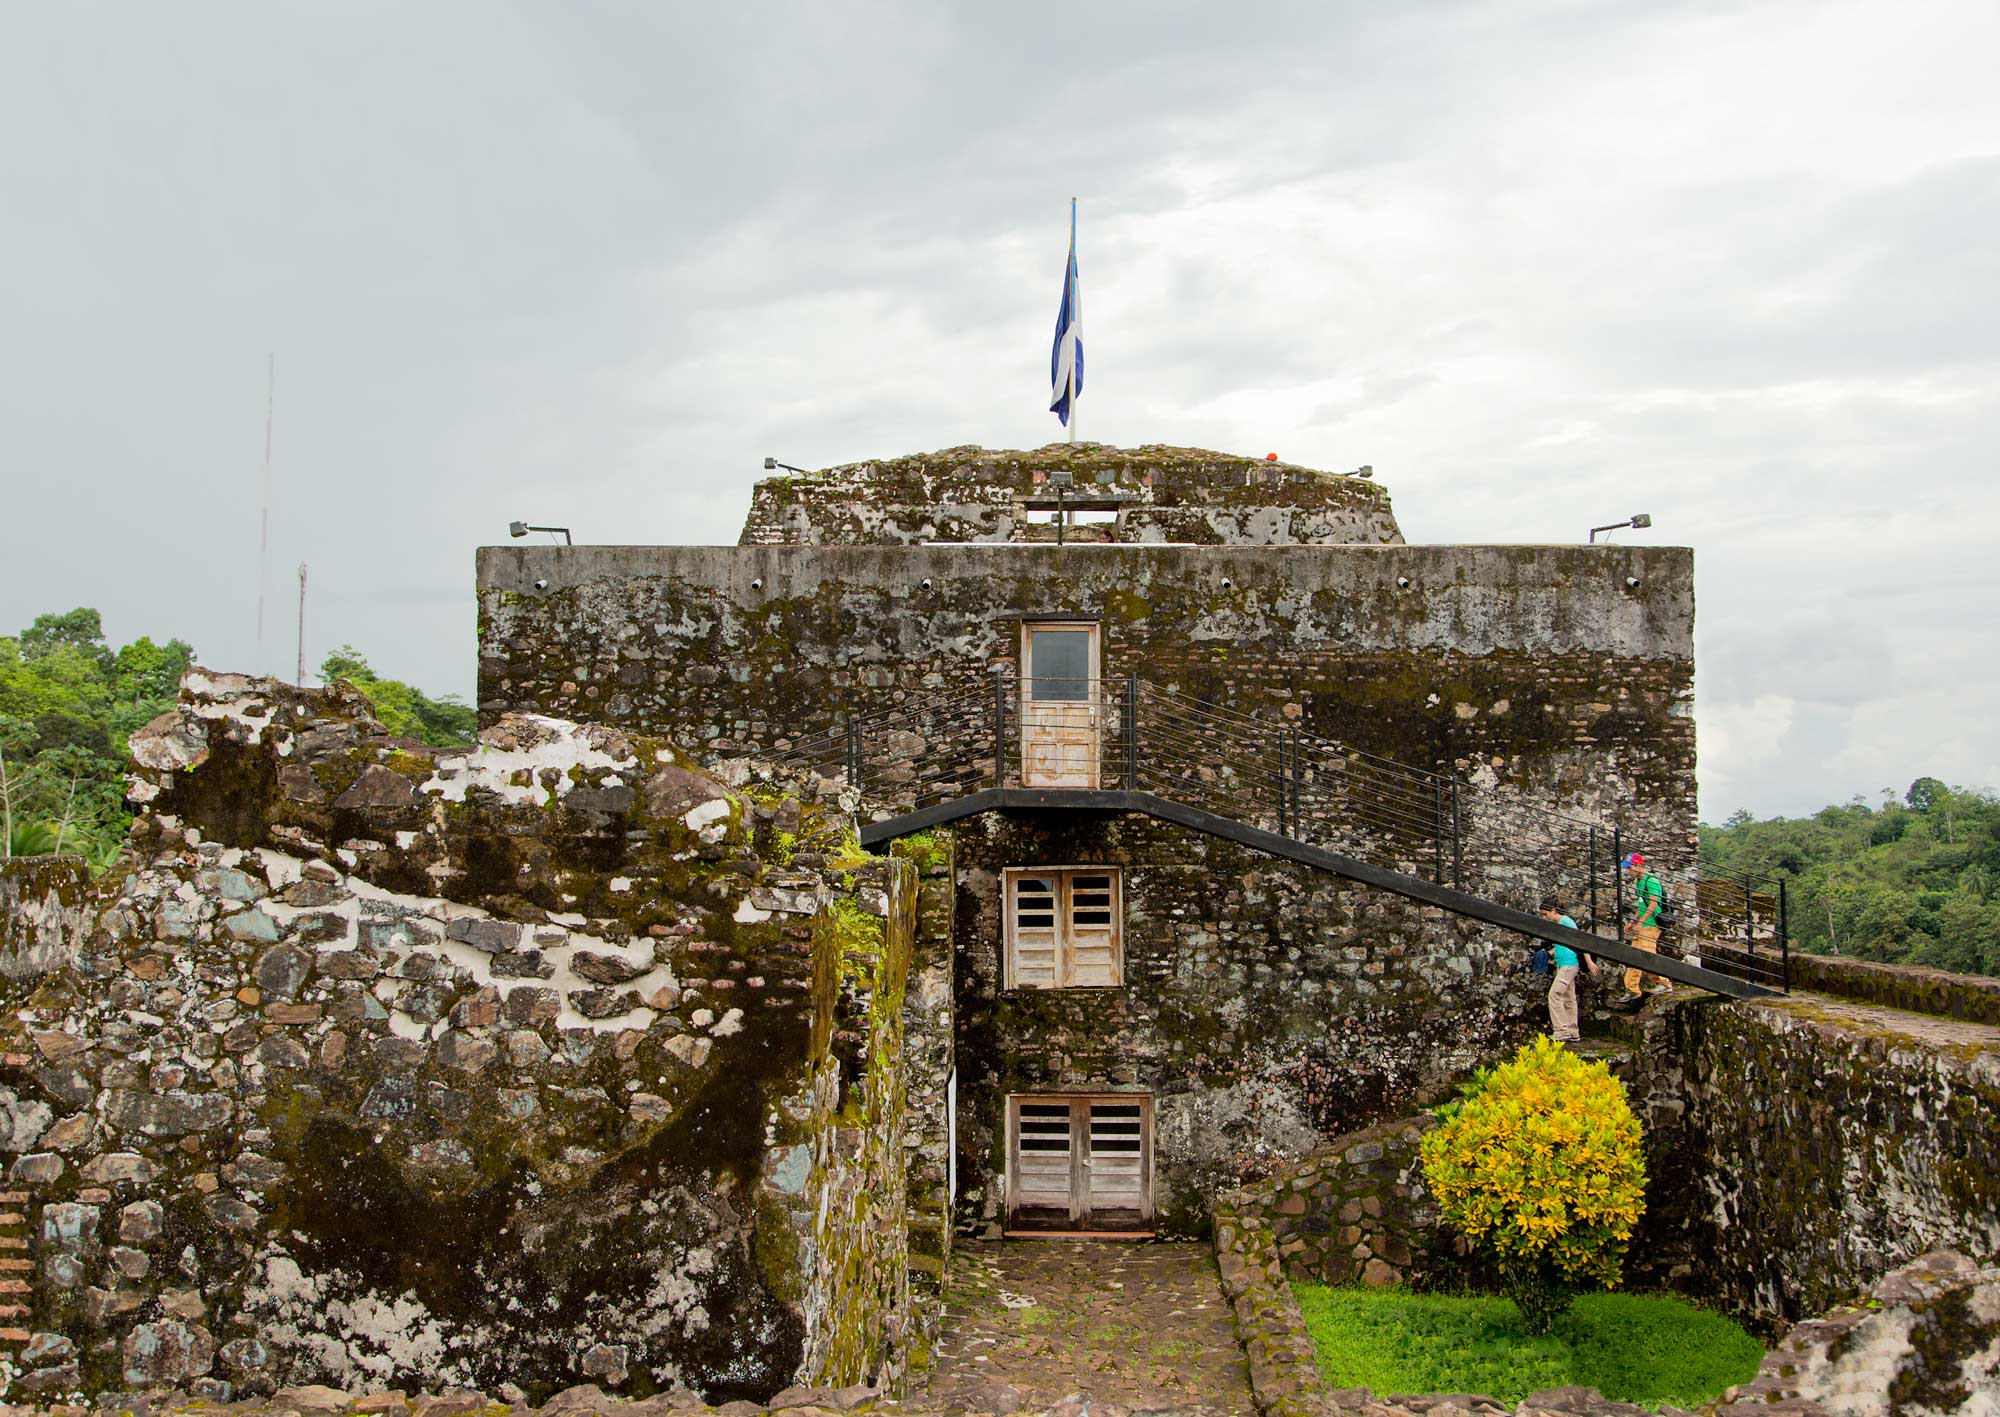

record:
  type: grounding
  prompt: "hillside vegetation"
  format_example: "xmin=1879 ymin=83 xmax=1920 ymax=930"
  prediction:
xmin=1701 ymin=779 xmax=2000 ymax=977
xmin=0 ymin=606 xmax=473 ymax=865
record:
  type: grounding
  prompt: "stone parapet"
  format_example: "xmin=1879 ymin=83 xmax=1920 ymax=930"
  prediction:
xmin=737 ymin=445 xmax=1404 ymax=548
xmin=1782 ymin=951 xmax=2000 ymax=1028
xmin=0 ymin=673 xmax=925 ymax=1403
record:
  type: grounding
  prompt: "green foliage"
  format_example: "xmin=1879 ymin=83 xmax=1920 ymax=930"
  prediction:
xmin=0 ymin=607 xmax=194 ymax=865
xmin=318 ymin=646 xmax=477 ymax=747
xmin=1292 ymin=1286 xmax=1763 ymax=1408
xmin=1703 ymin=779 xmax=2000 ymax=977
xmin=1420 ymin=1038 xmax=1647 ymax=1333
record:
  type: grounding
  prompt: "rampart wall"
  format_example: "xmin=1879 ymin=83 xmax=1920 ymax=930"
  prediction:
xmin=0 ymin=675 xmax=923 ymax=1404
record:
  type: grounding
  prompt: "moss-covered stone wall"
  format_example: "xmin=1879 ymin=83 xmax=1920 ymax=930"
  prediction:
xmin=476 ymin=540 xmax=1696 ymax=849
xmin=0 ymin=674 xmax=920 ymax=1403
xmin=1622 ymin=993 xmax=2000 ymax=1324
xmin=737 ymin=445 xmax=1403 ymax=547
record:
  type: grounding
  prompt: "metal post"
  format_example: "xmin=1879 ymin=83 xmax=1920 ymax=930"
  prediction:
xmin=1779 ymin=878 xmax=1790 ymax=993
xmin=1612 ymin=827 xmax=1625 ymax=939
xmin=1277 ymin=732 xmax=1291 ymax=836
xmin=845 ymin=720 xmax=860 ymax=789
xmin=1449 ymin=778 xmax=1462 ymax=889
xmin=1745 ymin=877 xmax=1755 ymax=961
xmin=1432 ymin=777 xmax=1445 ymax=883
xmin=1292 ymin=727 xmax=1304 ymax=839
xmin=1123 ymin=672 xmax=1138 ymax=790
xmin=992 ymin=669 xmax=1007 ymax=790
xmin=1589 ymin=827 xmax=1599 ymax=933
xmin=1056 ymin=482 xmax=1066 ymax=546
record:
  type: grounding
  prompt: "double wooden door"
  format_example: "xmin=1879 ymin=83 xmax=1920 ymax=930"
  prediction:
xmin=1007 ymin=1094 xmax=1152 ymax=1232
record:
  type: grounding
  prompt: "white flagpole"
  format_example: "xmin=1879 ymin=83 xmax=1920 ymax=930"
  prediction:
xmin=1068 ymin=197 xmax=1078 ymax=444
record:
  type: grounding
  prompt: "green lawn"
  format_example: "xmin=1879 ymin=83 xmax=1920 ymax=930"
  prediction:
xmin=1292 ymin=1285 xmax=1764 ymax=1409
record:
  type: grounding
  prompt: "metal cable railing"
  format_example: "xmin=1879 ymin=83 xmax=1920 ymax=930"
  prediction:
xmin=762 ymin=669 xmax=1789 ymax=990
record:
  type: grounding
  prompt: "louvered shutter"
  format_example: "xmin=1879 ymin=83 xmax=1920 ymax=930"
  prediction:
xmin=1064 ymin=872 xmax=1120 ymax=986
xmin=1008 ymin=874 xmax=1061 ymax=988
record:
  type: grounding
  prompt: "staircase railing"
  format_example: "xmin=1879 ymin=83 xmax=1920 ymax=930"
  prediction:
xmin=765 ymin=670 xmax=1789 ymax=992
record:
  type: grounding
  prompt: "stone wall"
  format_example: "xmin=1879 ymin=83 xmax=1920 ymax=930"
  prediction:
xmin=1214 ymin=1117 xmax=1448 ymax=1291
xmin=0 ymin=857 xmax=90 ymax=980
xmin=1622 ymin=992 xmax=2000 ymax=1324
xmin=888 ymin=835 xmax=955 ymax=1375
xmin=0 ymin=674 xmax=923 ymax=1403
xmin=476 ymin=540 xmax=1696 ymax=858
xmin=738 ymin=445 xmax=1404 ymax=548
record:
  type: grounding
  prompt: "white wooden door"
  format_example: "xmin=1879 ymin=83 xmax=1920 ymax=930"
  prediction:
xmin=1021 ymin=623 xmax=1100 ymax=788
xmin=1006 ymin=1094 xmax=1153 ymax=1232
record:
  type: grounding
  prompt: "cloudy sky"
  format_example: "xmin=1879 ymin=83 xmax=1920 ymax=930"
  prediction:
xmin=3 ymin=1 xmax=1995 ymax=821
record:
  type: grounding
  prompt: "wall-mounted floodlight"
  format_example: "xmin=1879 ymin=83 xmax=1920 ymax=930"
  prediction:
xmin=1589 ymin=513 xmax=1652 ymax=543
xmin=764 ymin=456 xmax=809 ymax=474
xmin=1353 ymin=465 xmax=1375 ymax=479
xmin=510 ymin=521 xmax=573 ymax=546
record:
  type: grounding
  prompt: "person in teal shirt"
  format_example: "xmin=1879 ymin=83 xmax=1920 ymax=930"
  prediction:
xmin=1541 ymin=896 xmax=1596 ymax=1042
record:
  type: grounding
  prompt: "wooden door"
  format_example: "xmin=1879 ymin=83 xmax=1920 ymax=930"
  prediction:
xmin=1006 ymin=1094 xmax=1153 ymax=1233
xmin=1021 ymin=623 xmax=1100 ymax=788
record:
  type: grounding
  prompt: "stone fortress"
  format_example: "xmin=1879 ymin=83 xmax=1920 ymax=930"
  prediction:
xmin=0 ymin=445 xmax=1994 ymax=1412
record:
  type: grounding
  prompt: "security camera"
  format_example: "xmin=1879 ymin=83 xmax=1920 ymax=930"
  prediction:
xmin=1220 ymin=576 xmax=1233 ymax=589
xmin=533 ymin=578 xmax=549 ymax=591
xmin=750 ymin=577 xmax=764 ymax=590
xmin=920 ymin=578 xmax=933 ymax=591
xmin=1396 ymin=575 xmax=1411 ymax=589
xmin=1625 ymin=576 xmax=1641 ymax=589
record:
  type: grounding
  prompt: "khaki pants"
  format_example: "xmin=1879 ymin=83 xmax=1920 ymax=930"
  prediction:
xmin=1548 ymin=965 xmax=1580 ymax=1041
xmin=1624 ymin=925 xmax=1664 ymax=995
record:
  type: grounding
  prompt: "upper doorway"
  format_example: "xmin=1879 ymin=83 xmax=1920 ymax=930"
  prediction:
xmin=1021 ymin=622 xmax=1101 ymax=788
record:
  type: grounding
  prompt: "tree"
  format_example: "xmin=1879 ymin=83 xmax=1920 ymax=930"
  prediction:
xmin=1420 ymin=1037 xmax=1647 ymax=1334
xmin=318 ymin=647 xmax=476 ymax=747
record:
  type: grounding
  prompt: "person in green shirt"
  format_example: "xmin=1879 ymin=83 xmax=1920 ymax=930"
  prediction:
xmin=1620 ymin=853 xmax=1668 ymax=1005
xmin=1540 ymin=896 xmax=1597 ymax=1042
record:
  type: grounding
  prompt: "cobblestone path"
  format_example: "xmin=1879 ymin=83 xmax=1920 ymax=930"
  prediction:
xmin=924 ymin=1241 xmax=1255 ymax=1416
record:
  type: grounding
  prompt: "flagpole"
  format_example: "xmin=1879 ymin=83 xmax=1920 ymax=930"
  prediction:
xmin=1068 ymin=198 xmax=1078 ymax=444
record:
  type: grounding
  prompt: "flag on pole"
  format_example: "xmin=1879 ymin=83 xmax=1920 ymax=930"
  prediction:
xmin=1050 ymin=200 xmax=1083 ymax=430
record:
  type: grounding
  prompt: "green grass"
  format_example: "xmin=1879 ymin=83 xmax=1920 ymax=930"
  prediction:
xmin=1292 ymin=1285 xmax=1764 ymax=1409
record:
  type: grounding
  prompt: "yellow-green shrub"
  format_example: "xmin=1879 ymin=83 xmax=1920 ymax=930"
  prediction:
xmin=1419 ymin=1036 xmax=1647 ymax=1331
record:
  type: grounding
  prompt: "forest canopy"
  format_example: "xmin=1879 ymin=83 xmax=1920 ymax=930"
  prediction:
xmin=1701 ymin=779 xmax=2000 ymax=978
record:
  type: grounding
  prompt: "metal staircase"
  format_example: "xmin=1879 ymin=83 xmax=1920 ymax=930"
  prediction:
xmin=769 ymin=671 xmax=1789 ymax=1000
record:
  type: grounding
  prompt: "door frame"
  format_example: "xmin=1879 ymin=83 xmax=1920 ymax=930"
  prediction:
xmin=1004 ymin=1091 xmax=1155 ymax=1235
xmin=1019 ymin=620 xmax=1102 ymax=789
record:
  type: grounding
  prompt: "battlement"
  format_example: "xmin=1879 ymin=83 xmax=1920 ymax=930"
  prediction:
xmin=739 ymin=443 xmax=1403 ymax=546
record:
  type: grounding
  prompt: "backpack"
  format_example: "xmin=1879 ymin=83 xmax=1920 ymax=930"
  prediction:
xmin=1653 ymin=880 xmax=1679 ymax=930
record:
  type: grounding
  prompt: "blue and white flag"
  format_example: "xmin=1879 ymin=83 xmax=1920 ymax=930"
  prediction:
xmin=1050 ymin=203 xmax=1083 ymax=427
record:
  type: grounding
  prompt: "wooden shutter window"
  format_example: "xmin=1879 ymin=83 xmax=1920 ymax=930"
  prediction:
xmin=1065 ymin=873 xmax=1120 ymax=987
xmin=1005 ymin=867 xmax=1122 ymax=989
xmin=1008 ymin=874 xmax=1061 ymax=988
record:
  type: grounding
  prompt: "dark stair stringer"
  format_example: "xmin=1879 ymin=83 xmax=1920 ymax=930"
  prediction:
xmin=856 ymin=786 xmax=1778 ymax=1002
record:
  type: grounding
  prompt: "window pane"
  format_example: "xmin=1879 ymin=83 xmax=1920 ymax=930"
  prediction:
xmin=1029 ymin=630 xmax=1092 ymax=701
